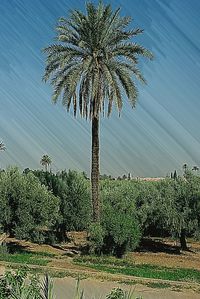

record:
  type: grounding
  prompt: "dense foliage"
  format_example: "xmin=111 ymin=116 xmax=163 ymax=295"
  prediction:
xmin=0 ymin=166 xmax=200 ymax=254
xmin=0 ymin=167 xmax=59 ymax=243
xmin=32 ymin=169 xmax=92 ymax=241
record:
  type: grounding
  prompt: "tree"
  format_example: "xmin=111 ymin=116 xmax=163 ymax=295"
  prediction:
xmin=0 ymin=141 xmax=5 ymax=151
xmin=100 ymin=180 xmax=141 ymax=257
xmin=182 ymin=163 xmax=188 ymax=175
xmin=40 ymin=154 xmax=52 ymax=172
xmin=42 ymin=1 xmax=153 ymax=222
xmin=0 ymin=167 xmax=59 ymax=242
xmin=156 ymin=174 xmax=200 ymax=250
xmin=32 ymin=169 xmax=92 ymax=241
xmin=192 ymin=166 xmax=199 ymax=172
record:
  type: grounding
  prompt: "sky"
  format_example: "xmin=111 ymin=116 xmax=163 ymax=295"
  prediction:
xmin=0 ymin=0 xmax=200 ymax=177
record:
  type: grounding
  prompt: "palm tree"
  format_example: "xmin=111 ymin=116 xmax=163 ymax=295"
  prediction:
xmin=183 ymin=163 xmax=188 ymax=172
xmin=42 ymin=1 xmax=153 ymax=222
xmin=192 ymin=166 xmax=199 ymax=172
xmin=40 ymin=154 xmax=52 ymax=172
xmin=0 ymin=141 xmax=5 ymax=151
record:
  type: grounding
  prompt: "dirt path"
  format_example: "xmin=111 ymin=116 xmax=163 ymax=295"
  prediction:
xmin=53 ymin=277 xmax=200 ymax=299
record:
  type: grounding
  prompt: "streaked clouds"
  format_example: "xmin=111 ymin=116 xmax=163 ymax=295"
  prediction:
xmin=0 ymin=0 xmax=200 ymax=176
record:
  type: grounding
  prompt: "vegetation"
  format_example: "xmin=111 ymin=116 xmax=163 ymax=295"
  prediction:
xmin=90 ymin=182 xmax=141 ymax=257
xmin=0 ymin=268 xmax=141 ymax=299
xmin=32 ymin=169 xmax=92 ymax=242
xmin=42 ymin=1 xmax=153 ymax=223
xmin=0 ymin=167 xmax=59 ymax=243
xmin=0 ymin=166 xmax=200 ymax=254
xmin=0 ymin=252 xmax=49 ymax=266
xmin=0 ymin=141 xmax=5 ymax=152
xmin=74 ymin=255 xmax=200 ymax=283
xmin=40 ymin=155 xmax=52 ymax=172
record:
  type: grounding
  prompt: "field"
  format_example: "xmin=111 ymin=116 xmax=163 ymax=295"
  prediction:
xmin=1 ymin=236 xmax=200 ymax=297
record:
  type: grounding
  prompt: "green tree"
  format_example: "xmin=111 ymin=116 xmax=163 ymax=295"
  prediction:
xmin=157 ymin=175 xmax=200 ymax=250
xmin=0 ymin=167 xmax=59 ymax=242
xmin=89 ymin=180 xmax=141 ymax=257
xmin=54 ymin=170 xmax=91 ymax=240
xmin=32 ymin=169 xmax=92 ymax=241
xmin=42 ymin=1 xmax=153 ymax=222
xmin=40 ymin=154 xmax=52 ymax=172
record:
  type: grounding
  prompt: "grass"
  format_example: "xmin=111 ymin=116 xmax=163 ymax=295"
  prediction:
xmin=74 ymin=255 xmax=200 ymax=283
xmin=146 ymin=282 xmax=172 ymax=289
xmin=0 ymin=252 xmax=50 ymax=266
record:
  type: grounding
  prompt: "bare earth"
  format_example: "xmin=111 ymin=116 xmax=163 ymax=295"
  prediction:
xmin=54 ymin=277 xmax=200 ymax=299
xmin=2 ymin=237 xmax=200 ymax=298
xmin=128 ymin=239 xmax=200 ymax=270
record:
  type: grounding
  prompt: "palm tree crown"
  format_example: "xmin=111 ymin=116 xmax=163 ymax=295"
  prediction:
xmin=0 ymin=141 xmax=6 ymax=151
xmin=40 ymin=154 xmax=52 ymax=172
xmin=43 ymin=1 xmax=153 ymax=118
xmin=192 ymin=166 xmax=199 ymax=171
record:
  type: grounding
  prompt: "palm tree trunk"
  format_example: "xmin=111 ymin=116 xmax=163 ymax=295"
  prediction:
xmin=180 ymin=229 xmax=188 ymax=250
xmin=91 ymin=116 xmax=100 ymax=222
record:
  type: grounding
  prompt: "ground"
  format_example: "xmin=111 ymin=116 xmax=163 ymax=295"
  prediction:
xmin=1 ymin=236 xmax=200 ymax=298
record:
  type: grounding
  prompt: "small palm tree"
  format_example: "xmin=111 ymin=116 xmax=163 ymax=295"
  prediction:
xmin=42 ymin=1 xmax=153 ymax=222
xmin=0 ymin=141 xmax=5 ymax=151
xmin=183 ymin=163 xmax=188 ymax=173
xmin=192 ymin=166 xmax=199 ymax=171
xmin=40 ymin=155 xmax=52 ymax=172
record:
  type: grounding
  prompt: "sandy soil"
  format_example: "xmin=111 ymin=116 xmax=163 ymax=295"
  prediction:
xmin=128 ymin=240 xmax=200 ymax=270
xmin=46 ymin=276 xmax=200 ymax=299
xmin=5 ymin=237 xmax=65 ymax=255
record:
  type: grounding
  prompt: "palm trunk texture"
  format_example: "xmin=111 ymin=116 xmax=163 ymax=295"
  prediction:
xmin=91 ymin=116 xmax=100 ymax=222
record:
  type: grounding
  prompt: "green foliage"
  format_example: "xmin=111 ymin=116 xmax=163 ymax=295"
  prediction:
xmin=33 ymin=169 xmax=92 ymax=241
xmin=156 ymin=174 xmax=200 ymax=244
xmin=0 ymin=243 xmax=8 ymax=255
xmin=43 ymin=1 xmax=152 ymax=119
xmin=88 ymin=223 xmax=105 ymax=254
xmin=0 ymin=167 xmax=60 ymax=243
xmin=40 ymin=155 xmax=52 ymax=172
xmin=74 ymin=255 xmax=200 ymax=283
xmin=0 ymin=267 xmax=41 ymax=299
xmin=0 ymin=252 xmax=49 ymax=266
xmin=106 ymin=288 xmax=142 ymax=299
xmin=56 ymin=170 xmax=91 ymax=232
xmin=88 ymin=181 xmax=141 ymax=257
xmin=102 ymin=182 xmax=141 ymax=256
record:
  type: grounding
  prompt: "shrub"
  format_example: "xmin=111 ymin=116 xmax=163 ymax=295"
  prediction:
xmin=88 ymin=223 xmax=105 ymax=254
xmin=33 ymin=169 xmax=92 ymax=241
xmin=0 ymin=167 xmax=60 ymax=243
xmin=89 ymin=181 xmax=141 ymax=257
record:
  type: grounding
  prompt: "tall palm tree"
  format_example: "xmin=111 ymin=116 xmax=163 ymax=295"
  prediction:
xmin=40 ymin=154 xmax=52 ymax=172
xmin=0 ymin=141 xmax=5 ymax=151
xmin=42 ymin=1 xmax=153 ymax=222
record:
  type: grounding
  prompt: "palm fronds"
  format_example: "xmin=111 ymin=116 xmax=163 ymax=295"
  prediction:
xmin=42 ymin=1 xmax=153 ymax=120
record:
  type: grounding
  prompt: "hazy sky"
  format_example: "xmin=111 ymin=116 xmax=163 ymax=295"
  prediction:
xmin=0 ymin=0 xmax=200 ymax=177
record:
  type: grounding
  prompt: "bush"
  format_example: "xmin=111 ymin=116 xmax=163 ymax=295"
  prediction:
xmin=0 ymin=167 xmax=60 ymax=243
xmin=57 ymin=170 xmax=91 ymax=232
xmin=88 ymin=223 xmax=105 ymax=254
xmin=33 ymin=169 xmax=92 ymax=241
xmin=89 ymin=181 xmax=141 ymax=257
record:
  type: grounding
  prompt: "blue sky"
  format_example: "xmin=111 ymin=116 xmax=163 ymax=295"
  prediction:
xmin=0 ymin=0 xmax=200 ymax=177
